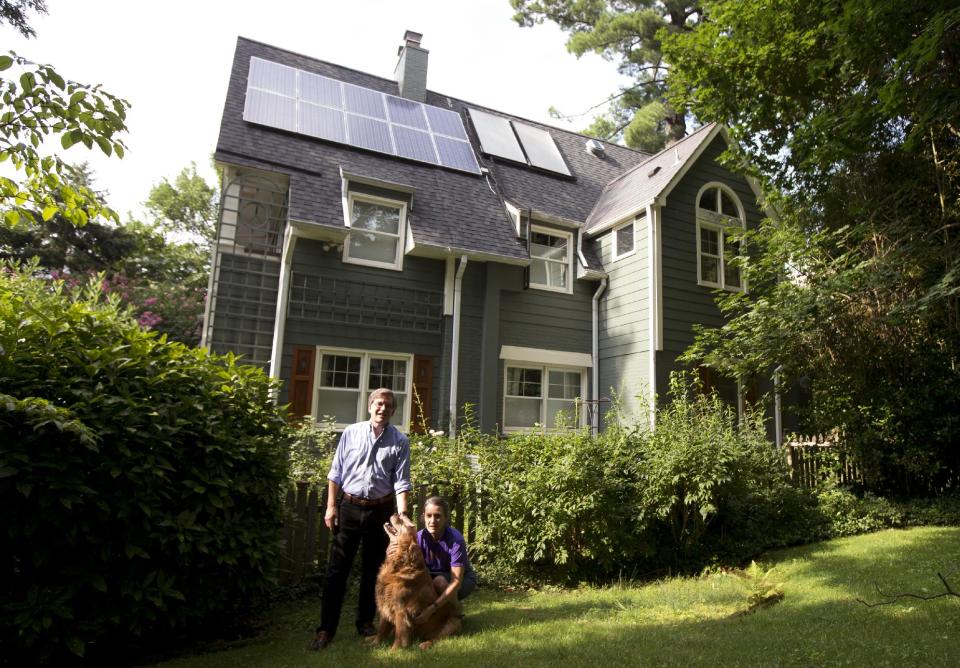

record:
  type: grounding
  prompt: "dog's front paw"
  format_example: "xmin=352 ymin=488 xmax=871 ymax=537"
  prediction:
xmin=418 ymin=640 xmax=435 ymax=650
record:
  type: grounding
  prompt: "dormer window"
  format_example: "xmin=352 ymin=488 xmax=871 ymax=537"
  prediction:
xmin=696 ymin=184 xmax=745 ymax=291
xmin=529 ymin=226 xmax=572 ymax=294
xmin=343 ymin=193 xmax=406 ymax=271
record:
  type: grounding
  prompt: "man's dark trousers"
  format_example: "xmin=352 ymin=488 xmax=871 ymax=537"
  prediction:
xmin=319 ymin=499 xmax=393 ymax=637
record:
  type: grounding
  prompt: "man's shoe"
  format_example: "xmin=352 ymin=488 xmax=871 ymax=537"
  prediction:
xmin=357 ymin=623 xmax=377 ymax=637
xmin=309 ymin=628 xmax=331 ymax=650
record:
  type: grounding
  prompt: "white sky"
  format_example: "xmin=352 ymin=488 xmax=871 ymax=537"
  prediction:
xmin=4 ymin=0 xmax=629 ymax=220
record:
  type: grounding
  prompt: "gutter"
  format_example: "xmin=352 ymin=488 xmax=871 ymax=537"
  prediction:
xmin=591 ymin=278 xmax=608 ymax=435
xmin=449 ymin=255 xmax=468 ymax=437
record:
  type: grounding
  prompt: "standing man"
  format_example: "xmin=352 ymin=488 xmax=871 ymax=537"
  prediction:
xmin=310 ymin=387 xmax=411 ymax=650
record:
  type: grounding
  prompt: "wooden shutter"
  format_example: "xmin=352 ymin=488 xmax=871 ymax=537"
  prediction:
xmin=411 ymin=356 xmax=434 ymax=433
xmin=289 ymin=346 xmax=316 ymax=419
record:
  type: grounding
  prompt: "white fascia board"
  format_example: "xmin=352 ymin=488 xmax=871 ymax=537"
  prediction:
xmin=409 ymin=242 xmax=529 ymax=266
xmin=529 ymin=208 xmax=583 ymax=229
xmin=500 ymin=345 xmax=593 ymax=368
xmin=585 ymin=209 xmax=650 ymax=239
xmin=504 ymin=199 xmax=522 ymax=236
xmin=654 ymin=124 xmax=725 ymax=208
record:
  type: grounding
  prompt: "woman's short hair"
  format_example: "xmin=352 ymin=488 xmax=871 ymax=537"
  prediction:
xmin=367 ymin=387 xmax=396 ymax=412
xmin=423 ymin=496 xmax=449 ymax=517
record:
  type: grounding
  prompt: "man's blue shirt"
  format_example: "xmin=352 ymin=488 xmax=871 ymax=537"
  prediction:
xmin=327 ymin=421 xmax=412 ymax=499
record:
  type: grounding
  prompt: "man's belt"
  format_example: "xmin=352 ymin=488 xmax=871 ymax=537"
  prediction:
xmin=341 ymin=491 xmax=393 ymax=507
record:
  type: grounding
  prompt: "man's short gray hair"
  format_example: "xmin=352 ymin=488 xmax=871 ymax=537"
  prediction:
xmin=368 ymin=387 xmax=396 ymax=412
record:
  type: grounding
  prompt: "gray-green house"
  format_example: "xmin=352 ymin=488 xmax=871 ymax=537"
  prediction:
xmin=202 ymin=32 xmax=776 ymax=437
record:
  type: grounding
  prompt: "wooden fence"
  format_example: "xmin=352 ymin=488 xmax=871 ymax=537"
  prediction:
xmin=279 ymin=483 xmax=481 ymax=586
xmin=783 ymin=434 xmax=862 ymax=488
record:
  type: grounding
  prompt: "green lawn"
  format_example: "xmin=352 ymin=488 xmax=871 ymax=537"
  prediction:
xmin=146 ymin=527 xmax=960 ymax=667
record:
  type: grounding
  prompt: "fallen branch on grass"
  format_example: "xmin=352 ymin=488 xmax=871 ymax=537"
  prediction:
xmin=856 ymin=573 xmax=959 ymax=607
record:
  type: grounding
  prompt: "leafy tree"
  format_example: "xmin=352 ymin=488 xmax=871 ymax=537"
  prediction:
xmin=0 ymin=53 xmax=129 ymax=227
xmin=145 ymin=161 xmax=217 ymax=244
xmin=511 ymin=0 xmax=702 ymax=151
xmin=663 ymin=0 xmax=960 ymax=493
xmin=0 ymin=0 xmax=46 ymax=38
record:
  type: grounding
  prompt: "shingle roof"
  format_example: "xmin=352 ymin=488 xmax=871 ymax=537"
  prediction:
xmin=216 ymin=37 xmax=696 ymax=265
xmin=584 ymin=123 xmax=721 ymax=235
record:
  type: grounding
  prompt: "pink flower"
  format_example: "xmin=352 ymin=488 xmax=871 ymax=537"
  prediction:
xmin=143 ymin=296 xmax=158 ymax=306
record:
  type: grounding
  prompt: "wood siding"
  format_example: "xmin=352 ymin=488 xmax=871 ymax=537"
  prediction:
xmin=278 ymin=238 xmax=446 ymax=428
xmin=596 ymin=220 xmax=651 ymax=424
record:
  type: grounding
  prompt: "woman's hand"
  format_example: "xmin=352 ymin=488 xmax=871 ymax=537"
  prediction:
xmin=414 ymin=602 xmax=437 ymax=624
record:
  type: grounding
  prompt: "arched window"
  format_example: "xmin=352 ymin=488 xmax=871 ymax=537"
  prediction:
xmin=695 ymin=183 xmax=745 ymax=291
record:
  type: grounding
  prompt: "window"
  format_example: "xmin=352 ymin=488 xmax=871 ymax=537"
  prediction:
xmin=503 ymin=364 xmax=585 ymax=431
xmin=529 ymin=226 xmax=572 ymax=293
xmin=343 ymin=194 xmax=406 ymax=270
xmin=612 ymin=219 xmax=636 ymax=261
xmin=696 ymin=184 xmax=745 ymax=291
xmin=315 ymin=348 xmax=412 ymax=428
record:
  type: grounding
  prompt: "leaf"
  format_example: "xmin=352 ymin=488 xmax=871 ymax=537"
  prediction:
xmin=66 ymin=637 xmax=85 ymax=657
xmin=41 ymin=205 xmax=58 ymax=221
xmin=0 ymin=55 xmax=12 ymax=71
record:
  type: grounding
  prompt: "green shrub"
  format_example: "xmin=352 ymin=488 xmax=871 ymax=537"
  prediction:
xmin=0 ymin=266 xmax=290 ymax=664
xmin=812 ymin=486 xmax=960 ymax=538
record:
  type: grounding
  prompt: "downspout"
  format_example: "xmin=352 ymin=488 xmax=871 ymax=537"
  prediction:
xmin=268 ymin=224 xmax=297 ymax=388
xmin=592 ymin=278 xmax=608 ymax=435
xmin=449 ymin=255 xmax=468 ymax=438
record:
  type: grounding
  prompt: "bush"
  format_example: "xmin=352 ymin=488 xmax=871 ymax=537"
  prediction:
xmin=812 ymin=486 xmax=960 ymax=538
xmin=0 ymin=266 xmax=291 ymax=664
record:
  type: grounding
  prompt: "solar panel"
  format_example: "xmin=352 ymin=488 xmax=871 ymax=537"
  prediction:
xmin=435 ymin=135 xmax=480 ymax=173
xmin=468 ymin=107 xmax=572 ymax=176
xmin=244 ymin=88 xmax=296 ymax=132
xmin=386 ymin=96 xmax=428 ymax=130
xmin=393 ymin=125 xmax=437 ymax=163
xmin=468 ymin=108 xmax=526 ymax=163
xmin=244 ymin=57 xmax=480 ymax=175
xmin=513 ymin=122 xmax=571 ymax=176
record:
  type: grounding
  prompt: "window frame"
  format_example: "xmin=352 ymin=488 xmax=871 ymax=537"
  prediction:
xmin=695 ymin=183 xmax=746 ymax=292
xmin=502 ymin=362 xmax=587 ymax=433
xmin=612 ymin=218 xmax=637 ymax=261
xmin=342 ymin=192 xmax=407 ymax=271
xmin=312 ymin=346 xmax=414 ymax=430
xmin=528 ymin=224 xmax=574 ymax=294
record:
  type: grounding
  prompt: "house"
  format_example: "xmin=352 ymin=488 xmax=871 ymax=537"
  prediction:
xmin=201 ymin=32 xmax=776 ymax=437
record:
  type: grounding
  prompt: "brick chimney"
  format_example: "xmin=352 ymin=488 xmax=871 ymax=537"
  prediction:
xmin=394 ymin=30 xmax=428 ymax=102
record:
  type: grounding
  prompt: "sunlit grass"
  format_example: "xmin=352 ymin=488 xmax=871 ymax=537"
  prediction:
xmin=145 ymin=527 xmax=960 ymax=667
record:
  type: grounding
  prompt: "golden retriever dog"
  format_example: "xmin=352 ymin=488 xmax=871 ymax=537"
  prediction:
xmin=373 ymin=513 xmax=461 ymax=650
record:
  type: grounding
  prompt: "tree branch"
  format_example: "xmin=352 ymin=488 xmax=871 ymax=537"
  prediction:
xmin=856 ymin=572 xmax=959 ymax=607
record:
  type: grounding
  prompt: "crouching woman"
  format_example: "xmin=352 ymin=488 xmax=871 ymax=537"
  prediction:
xmin=415 ymin=496 xmax=477 ymax=621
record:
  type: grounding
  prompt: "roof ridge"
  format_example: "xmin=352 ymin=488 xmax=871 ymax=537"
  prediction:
xmin=596 ymin=122 xmax=719 ymax=193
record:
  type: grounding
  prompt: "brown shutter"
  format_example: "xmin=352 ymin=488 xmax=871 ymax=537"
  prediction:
xmin=289 ymin=346 xmax=316 ymax=419
xmin=411 ymin=356 xmax=434 ymax=433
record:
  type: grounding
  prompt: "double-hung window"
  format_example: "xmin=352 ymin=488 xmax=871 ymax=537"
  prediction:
xmin=315 ymin=348 xmax=412 ymax=429
xmin=529 ymin=226 xmax=572 ymax=293
xmin=343 ymin=193 xmax=406 ymax=270
xmin=503 ymin=364 xmax=585 ymax=431
xmin=696 ymin=184 xmax=745 ymax=291
xmin=612 ymin=218 xmax=637 ymax=261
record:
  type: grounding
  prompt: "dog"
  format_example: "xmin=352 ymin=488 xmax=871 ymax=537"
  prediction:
xmin=373 ymin=513 xmax=462 ymax=650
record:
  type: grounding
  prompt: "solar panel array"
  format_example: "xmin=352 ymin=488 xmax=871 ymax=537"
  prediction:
xmin=468 ymin=108 xmax=571 ymax=176
xmin=243 ymin=57 xmax=481 ymax=175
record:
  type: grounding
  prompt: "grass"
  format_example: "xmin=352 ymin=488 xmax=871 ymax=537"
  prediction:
xmin=145 ymin=527 xmax=960 ymax=667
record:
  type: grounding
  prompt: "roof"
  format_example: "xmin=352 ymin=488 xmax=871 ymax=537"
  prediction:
xmin=584 ymin=123 xmax=723 ymax=235
xmin=216 ymin=37 xmax=725 ymax=266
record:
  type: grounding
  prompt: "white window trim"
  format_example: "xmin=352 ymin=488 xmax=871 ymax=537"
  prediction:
xmin=695 ymin=183 xmax=746 ymax=292
xmin=529 ymin=224 xmax=574 ymax=294
xmin=343 ymin=192 xmax=407 ymax=271
xmin=501 ymin=361 xmax=587 ymax=433
xmin=311 ymin=346 xmax=414 ymax=430
xmin=612 ymin=218 xmax=638 ymax=261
